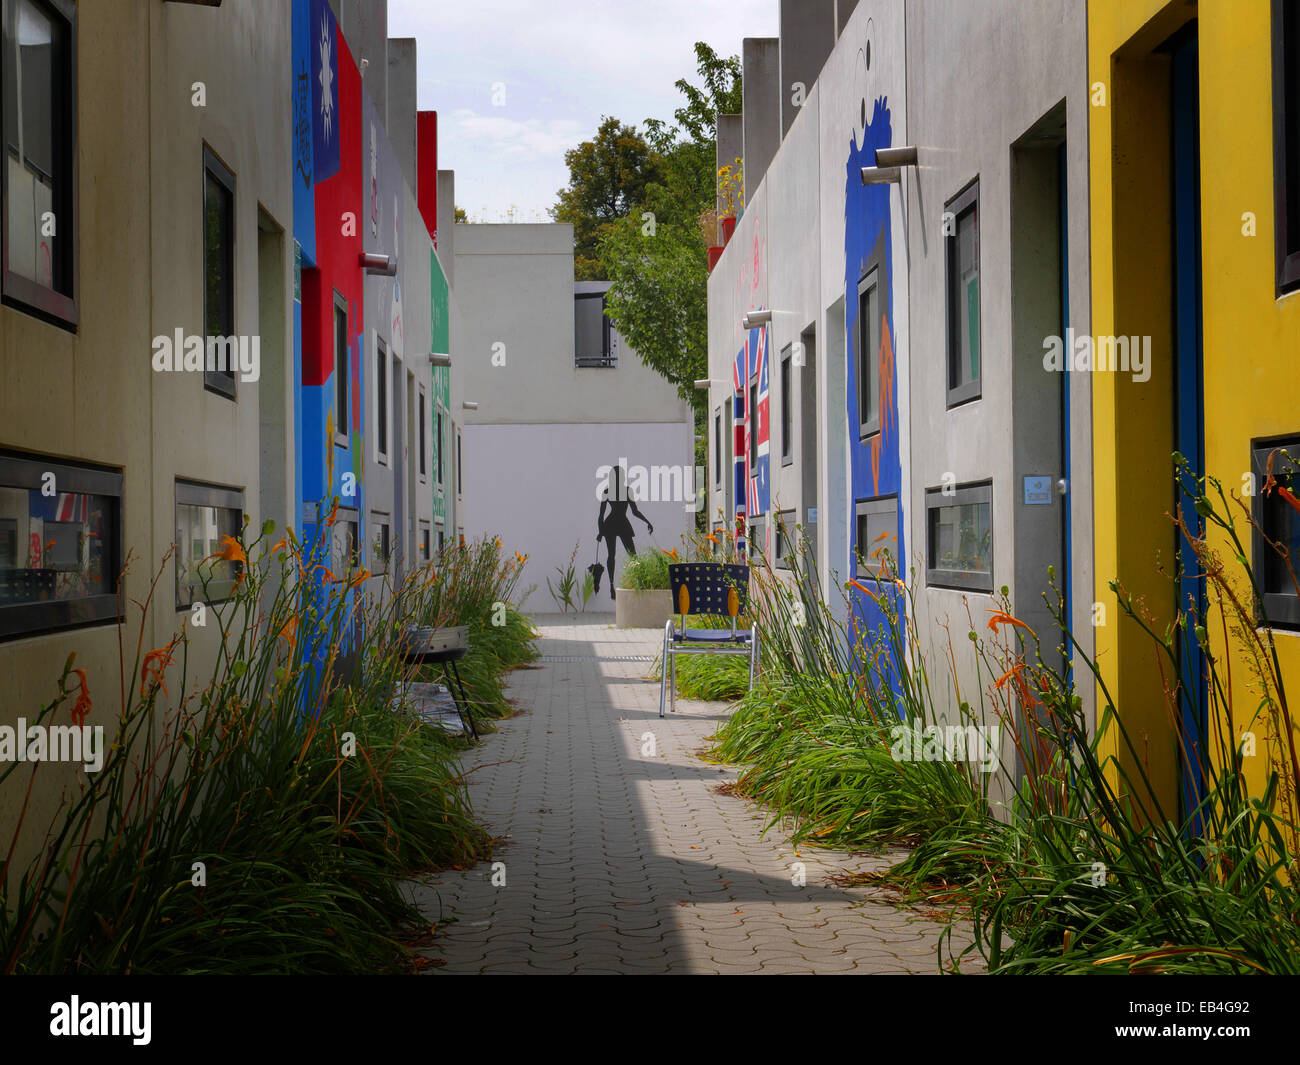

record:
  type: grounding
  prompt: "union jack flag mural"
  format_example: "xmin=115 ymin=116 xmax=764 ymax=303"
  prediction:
xmin=732 ymin=323 xmax=770 ymax=553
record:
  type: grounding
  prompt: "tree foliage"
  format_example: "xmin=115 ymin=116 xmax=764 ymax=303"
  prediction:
xmin=552 ymin=117 xmax=662 ymax=280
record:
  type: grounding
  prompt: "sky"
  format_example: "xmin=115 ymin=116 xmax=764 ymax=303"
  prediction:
xmin=387 ymin=0 xmax=778 ymax=222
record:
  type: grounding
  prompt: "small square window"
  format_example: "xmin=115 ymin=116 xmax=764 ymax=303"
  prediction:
xmin=945 ymin=181 xmax=981 ymax=406
xmin=371 ymin=514 xmax=390 ymax=575
xmin=2 ymin=0 xmax=77 ymax=325
xmin=175 ymin=480 xmax=243 ymax=608
xmin=925 ymin=482 xmax=993 ymax=591
xmin=1252 ymin=438 xmax=1300 ymax=626
xmin=855 ymin=497 xmax=898 ymax=579
xmin=331 ymin=509 xmax=360 ymax=578
xmin=775 ymin=509 xmax=796 ymax=569
xmin=0 ymin=452 xmax=122 ymax=639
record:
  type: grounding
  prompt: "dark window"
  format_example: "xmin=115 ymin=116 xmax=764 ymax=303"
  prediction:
xmin=858 ymin=269 xmax=881 ymax=436
xmin=780 ymin=348 xmax=793 ymax=464
xmin=437 ymin=524 xmax=445 ymax=553
xmin=748 ymin=517 xmax=765 ymax=560
xmin=0 ymin=451 xmax=121 ymax=639
xmin=420 ymin=525 xmax=431 ymax=561
xmin=775 ymin=509 xmax=795 ymax=569
xmin=202 ymin=147 xmax=236 ymax=397
xmin=333 ymin=294 xmax=348 ymax=444
xmin=376 ymin=339 xmax=388 ymax=459
xmin=714 ymin=409 xmax=722 ymax=486
xmin=371 ymin=514 xmax=390 ymax=574
xmin=457 ymin=429 xmax=463 ymax=496
xmin=1275 ymin=0 xmax=1300 ymax=293
xmin=1253 ymin=438 xmax=1300 ymax=626
xmin=575 ymin=291 xmax=616 ymax=367
xmin=436 ymin=408 xmax=444 ymax=486
xmin=418 ymin=390 xmax=427 ymax=478
xmin=749 ymin=376 xmax=758 ymax=474
xmin=175 ymin=480 xmax=243 ymax=609
xmin=855 ymin=497 xmax=898 ymax=579
xmin=926 ymin=481 xmax=993 ymax=591
xmin=945 ymin=180 xmax=981 ymax=406
xmin=331 ymin=509 xmax=359 ymax=577
xmin=1 ymin=0 xmax=76 ymax=325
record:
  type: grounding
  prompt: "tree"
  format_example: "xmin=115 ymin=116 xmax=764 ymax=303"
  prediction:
xmin=598 ymin=44 xmax=742 ymax=411
xmin=552 ymin=117 xmax=662 ymax=280
xmin=454 ymin=205 xmax=468 ymax=223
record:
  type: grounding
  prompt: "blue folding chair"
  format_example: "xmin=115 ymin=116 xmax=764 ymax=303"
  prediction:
xmin=659 ymin=562 xmax=759 ymax=718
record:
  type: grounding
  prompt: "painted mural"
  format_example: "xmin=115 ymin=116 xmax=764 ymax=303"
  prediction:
xmin=731 ymin=325 xmax=770 ymax=554
xmin=843 ymin=92 xmax=905 ymax=673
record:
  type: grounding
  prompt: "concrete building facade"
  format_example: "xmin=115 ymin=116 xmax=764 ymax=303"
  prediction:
xmin=453 ymin=223 xmax=694 ymax=611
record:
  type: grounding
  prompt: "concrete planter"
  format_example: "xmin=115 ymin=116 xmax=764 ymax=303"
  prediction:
xmin=615 ymin=588 xmax=673 ymax=629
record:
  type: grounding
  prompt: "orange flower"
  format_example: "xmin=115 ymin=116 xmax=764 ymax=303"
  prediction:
xmin=140 ymin=647 xmax=174 ymax=699
xmin=278 ymin=615 xmax=298 ymax=648
xmin=211 ymin=535 xmax=246 ymax=564
xmin=70 ymin=668 xmax=92 ymax=726
xmin=347 ymin=568 xmax=371 ymax=590
xmin=873 ymin=530 xmax=892 ymax=544
xmin=324 ymin=498 xmax=340 ymax=528
xmin=994 ymin=663 xmax=1024 ymax=690
xmin=271 ymin=537 xmax=287 ymax=553
xmin=706 ymin=533 xmax=719 ymax=544
xmin=667 ymin=547 xmax=678 ymax=559
xmin=847 ymin=579 xmax=870 ymax=594
xmin=515 ymin=552 xmax=526 ymax=564
xmin=45 ymin=539 xmax=55 ymax=552
xmin=987 ymin=609 xmax=1035 ymax=638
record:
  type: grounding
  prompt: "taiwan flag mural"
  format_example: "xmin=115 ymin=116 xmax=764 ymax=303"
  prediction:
xmin=310 ymin=0 xmax=340 ymax=185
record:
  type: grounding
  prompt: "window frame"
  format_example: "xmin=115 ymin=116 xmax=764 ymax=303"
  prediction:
xmin=925 ymin=480 xmax=994 ymax=592
xmin=1275 ymin=0 xmax=1300 ymax=295
xmin=854 ymin=496 xmax=898 ymax=580
xmin=574 ymin=290 xmax=616 ymax=367
xmin=202 ymin=145 xmax=237 ymax=399
xmin=780 ymin=346 xmax=794 ymax=465
xmin=1 ymin=0 xmax=78 ymax=328
xmin=375 ymin=335 xmax=388 ymax=463
xmin=748 ymin=516 xmax=765 ymax=560
xmin=945 ymin=179 xmax=982 ymax=407
xmin=714 ymin=407 xmax=723 ymax=487
xmin=0 ymin=450 xmax=122 ymax=640
xmin=456 ymin=427 xmax=463 ymax=499
xmin=857 ymin=261 xmax=883 ymax=439
xmin=371 ymin=511 xmax=390 ymax=575
xmin=748 ymin=372 xmax=758 ymax=477
xmin=332 ymin=291 xmax=349 ymax=446
xmin=774 ymin=508 xmax=795 ymax=569
xmin=1252 ymin=436 xmax=1300 ymax=627
xmin=418 ymin=385 xmax=427 ymax=482
xmin=435 ymin=405 xmax=444 ymax=489
xmin=174 ymin=478 xmax=244 ymax=610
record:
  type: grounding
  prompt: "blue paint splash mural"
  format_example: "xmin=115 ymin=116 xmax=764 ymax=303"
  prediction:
xmin=843 ymin=96 xmax=905 ymax=693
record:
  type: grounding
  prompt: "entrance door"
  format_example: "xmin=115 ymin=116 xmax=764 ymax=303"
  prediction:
xmin=1171 ymin=28 xmax=1206 ymax=827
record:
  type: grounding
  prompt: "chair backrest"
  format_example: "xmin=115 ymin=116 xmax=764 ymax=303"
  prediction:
xmin=668 ymin=563 xmax=749 ymax=622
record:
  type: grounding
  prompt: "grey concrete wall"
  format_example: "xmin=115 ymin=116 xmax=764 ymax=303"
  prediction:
xmin=742 ymin=38 xmax=781 ymax=205
xmin=387 ymin=38 xmax=419 ymax=197
xmin=716 ymin=114 xmax=744 ymax=237
xmin=779 ymin=0 xmax=836 ymax=136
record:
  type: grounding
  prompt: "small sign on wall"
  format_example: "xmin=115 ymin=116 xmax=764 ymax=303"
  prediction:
xmin=807 ymin=507 xmax=818 ymax=524
xmin=1023 ymin=476 xmax=1053 ymax=505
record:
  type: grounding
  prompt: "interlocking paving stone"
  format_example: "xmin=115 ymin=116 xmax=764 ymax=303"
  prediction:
xmin=408 ymin=614 xmax=980 ymax=975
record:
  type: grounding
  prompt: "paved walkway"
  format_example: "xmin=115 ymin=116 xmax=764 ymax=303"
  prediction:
xmin=409 ymin=614 xmax=975 ymax=974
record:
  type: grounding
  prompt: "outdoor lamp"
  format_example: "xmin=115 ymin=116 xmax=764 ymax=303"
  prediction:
xmin=860 ymin=166 xmax=902 ymax=185
xmin=462 ymin=401 xmax=479 ymax=411
xmin=694 ymin=379 xmax=727 ymax=390
xmin=430 ymin=352 xmax=452 ymax=367
xmin=741 ymin=309 xmax=772 ymax=329
xmin=874 ymin=146 xmax=918 ymax=168
xmin=359 ymin=252 xmax=396 ymax=275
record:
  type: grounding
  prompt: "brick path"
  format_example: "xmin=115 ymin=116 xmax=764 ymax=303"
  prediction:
xmin=409 ymin=614 xmax=976 ymax=974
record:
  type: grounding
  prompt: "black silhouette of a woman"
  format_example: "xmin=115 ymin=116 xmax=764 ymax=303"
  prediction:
xmin=598 ymin=465 xmax=652 ymax=599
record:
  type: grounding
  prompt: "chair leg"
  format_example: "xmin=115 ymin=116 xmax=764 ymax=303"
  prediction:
xmin=659 ymin=620 xmax=671 ymax=718
xmin=669 ymin=646 xmax=677 ymax=713
xmin=749 ymin=631 xmax=759 ymax=691
xmin=447 ymin=660 xmax=478 ymax=740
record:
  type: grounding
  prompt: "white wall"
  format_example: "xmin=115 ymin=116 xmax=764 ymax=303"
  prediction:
xmin=463 ymin=421 xmax=695 ymax=612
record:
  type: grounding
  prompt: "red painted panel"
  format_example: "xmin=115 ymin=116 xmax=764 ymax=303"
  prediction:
xmin=417 ymin=110 xmax=438 ymax=244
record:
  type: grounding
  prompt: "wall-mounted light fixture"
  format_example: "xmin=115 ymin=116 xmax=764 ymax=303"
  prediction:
xmin=694 ymin=379 xmax=729 ymax=390
xmin=874 ymin=146 xmax=918 ymax=168
xmin=359 ymin=252 xmax=396 ymax=275
xmin=860 ymin=166 xmax=902 ymax=185
xmin=429 ymin=352 xmax=452 ymax=368
xmin=740 ymin=309 xmax=772 ymax=329
xmin=462 ymin=401 xmax=479 ymax=411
